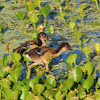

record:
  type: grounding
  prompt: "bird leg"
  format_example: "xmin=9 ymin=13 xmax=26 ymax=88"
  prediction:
xmin=28 ymin=63 xmax=38 ymax=70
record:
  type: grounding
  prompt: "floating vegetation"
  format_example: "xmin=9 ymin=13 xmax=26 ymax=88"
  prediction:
xmin=0 ymin=0 xmax=100 ymax=99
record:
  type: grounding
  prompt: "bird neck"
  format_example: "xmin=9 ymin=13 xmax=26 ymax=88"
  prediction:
xmin=54 ymin=47 xmax=65 ymax=57
xmin=38 ymin=38 xmax=45 ymax=46
xmin=37 ymin=38 xmax=45 ymax=46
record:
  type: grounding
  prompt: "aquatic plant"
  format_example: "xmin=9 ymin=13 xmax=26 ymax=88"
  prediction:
xmin=40 ymin=5 xmax=51 ymax=28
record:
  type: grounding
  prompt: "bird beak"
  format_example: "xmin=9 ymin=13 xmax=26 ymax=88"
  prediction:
xmin=47 ymin=37 xmax=51 ymax=40
xmin=69 ymin=48 xmax=74 ymax=51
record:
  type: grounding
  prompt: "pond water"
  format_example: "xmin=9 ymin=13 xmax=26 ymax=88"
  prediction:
xmin=0 ymin=0 xmax=100 ymax=78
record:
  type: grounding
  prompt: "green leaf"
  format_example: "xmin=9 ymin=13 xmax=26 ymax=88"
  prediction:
xmin=48 ymin=26 xmax=54 ymax=35
xmin=43 ymin=89 xmax=57 ymax=98
xmin=78 ymin=87 xmax=86 ymax=99
xmin=66 ymin=54 xmax=78 ymax=70
xmin=0 ymin=70 xmax=4 ymax=78
xmin=35 ymin=84 xmax=45 ymax=95
xmin=55 ymin=90 xmax=61 ymax=100
xmin=11 ymin=65 xmax=22 ymax=81
xmin=0 ymin=23 xmax=3 ymax=33
xmin=16 ymin=11 xmax=25 ymax=21
xmin=80 ymin=11 xmax=85 ymax=18
xmin=7 ymin=75 xmax=16 ymax=83
xmin=25 ymin=92 xmax=35 ymax=100
xmin=94 ymin=43 xmax=100 ymax=53
xmin=69 ymin=21 xmax=76 ymax=30
xmin=42 ymin=78 xmax=53 ymax=89
xmin=2 ymin=87 xmax=12 ymax=99
xmin=66 ymin=91 xmax=76 ymax=100
xmin=12 ymin=81 xmax=24 ymax=91
xmin=94 ymin=90 xmax=100 ymax=100
xmin=83 ymin=76 xmax=94 ymax=92
xmin=40 ymin=5 xmax=50 ymax=17
xmin=31 ymin=31 xmax=38 ymax=40
xmin=1 ymin=78 xmax=11 ymax=88
xmin=10 ymin=90 xmax=19 ymax=100
xmin=82 ymin=46 xmax=92 ymax=57
xmin=26 ymin=2 xmax=35 ymax=11
xmin=33 ymin=96 xmax=45 ymax=100
xmin=29 ymin=14 xmax=39 ymax=24
xmin=46 ymin=76 xmax=57 ymax=88
xmin=63 ymin=79 xmax=74 ymax=90
xmin=92 ymin=22 xmax=100 ymax=27
xmin=29 ymin=76 xmax=39 ymax=89
xmin=12 ymin=52 xmax=21 ymax=63
xmin=20 ymin=85 xmax=30 ymax=100
xmin=83 ymin=61 xmax=94 ymax=76
xmin=68 ymin=66 xmax=83 ymax=83
xmin=55 ymin=0 xmax=61 ymax=3
xmin=3 ymin=55 xmax=8 ymax=66
xmin=59 ymin=12 xmax=66 ymax=18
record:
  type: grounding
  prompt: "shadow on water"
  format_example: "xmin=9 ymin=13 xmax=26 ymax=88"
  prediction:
xmin=0 ymin=6 xmax=4 ymax=12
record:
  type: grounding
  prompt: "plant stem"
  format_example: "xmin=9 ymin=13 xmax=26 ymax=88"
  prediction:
xmin=44 ymin=17 xmax=46 ymax=28
xmin=81 ymin=17 xmax=84 ymax=24
xmin=95 ymin=0 xmax=100 ymax=11
xmin=63 ymin=18 xmax=67 ymax=26
xmin=33 ymin=23 xmax=36 ymax=31
xmin=26 ymin=62 xmax=31 ymax=79
xmin=26 ymin=69 xmax=31 ymax=79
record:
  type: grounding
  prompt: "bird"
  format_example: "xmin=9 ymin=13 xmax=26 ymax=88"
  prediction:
xmin=13 ymin=32 xmax=50 ymax=56
xmin=25 ymin=42 xmax=73 ymax=72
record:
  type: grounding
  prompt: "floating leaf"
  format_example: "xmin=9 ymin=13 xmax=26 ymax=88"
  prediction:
xmin=59 ymin=12 xmax=66 ymax=18
xmin=20 ymin=85 xmax=30 ymax=100
xmin=46 ymin=76 xmax=57 ymax=88
xmin=82 ymin=46 xmax=92 ymax=58
xmin=29 ymin=76 xmax=39 ymax=89
xmin=80 ymin=3 xmax=89 ymax=11
xmin=12 ymin=81 xmax=24 ymax=91
xmin=31 ymin=31 xmax=38 ymax=40
xmin=83 ymin=76 xmax=94 ymax=92
xmin=94 ymin=90 xmax=100 ymax=100
xmin=48 ymin=26 xmax=54 ymax=35
xmin=94 ymin=43 xmax=100 ymax=53
xmin=69 ymin=21 xmax=76 ymax=30
xmin=63 ymin=79 xmax=74 ymax=90
xmin=78 ymin=87 xmax=86 ymax=99
xmin=92 ymin=22 xmax=100 ymax=27
xmin=83 ymin=61 xmax=94 ymax=76
xmin=25 ymin=92 xmax=35 ymax=100
xmin=32 ymin=96 xmax=45 ymax=100
xmin=80 ymin=11 xmax=85 ymax=18
xmin=66 ymin=54 xmax=78 ymax=70
xmin=26 ymin=2 xmax=35 ymax=12
xmin=40 ymin=5 xmax=50 ymax=18
xmin=12 ymin=52 xmax=21 ymax=63
xmin=68 ymin=66 xmax=83 ymax=83
xmin=43 ymin=89 xmax=57 ymax=98
xmin=16 ymin=11 xmax=25 ymax=21
xmin=29 ymin=14 xmax=39 ymax=24
xmin=7 ymin=75 xmax=16 ymax=83
xmin=55 ymin=90 xmax=61 ymax=100
xmin=66 ymin=91 xmax=76 ymax=100
xmin=55 ymin=0 xmax=61 ymax=3
xmin=10 ymin=90 xmax=19 ymax=100
xmin=35 ymin=84 xmax=45 ymax=95
xmin=11 ymin=65 xmax=22 ymax=81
